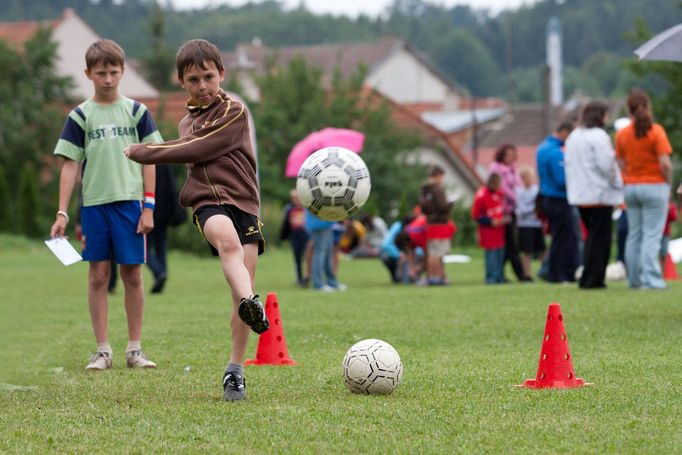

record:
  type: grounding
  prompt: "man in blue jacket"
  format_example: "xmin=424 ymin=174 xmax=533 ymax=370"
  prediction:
xmin=536 ymin=122 xmax=579 ymax=283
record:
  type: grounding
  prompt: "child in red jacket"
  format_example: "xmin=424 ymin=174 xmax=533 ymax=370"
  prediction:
xmin=472 ymin=173 xmax=511 ymax=284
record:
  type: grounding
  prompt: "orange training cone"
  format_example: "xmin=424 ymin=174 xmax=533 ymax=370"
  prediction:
xmin=520 ymin=302 xmax=587 ymax=389
xmin=664 ymin=253 xmax=678 ymax=280
xmin=245 ymin=292 xmax=296 ymax=366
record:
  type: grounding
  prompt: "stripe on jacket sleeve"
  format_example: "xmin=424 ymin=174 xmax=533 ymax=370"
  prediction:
xmin=147 ymin=102 xmax=244 ymax=150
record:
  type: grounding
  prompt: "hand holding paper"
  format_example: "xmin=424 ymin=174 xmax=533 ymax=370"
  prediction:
xmin=45 ymin=237 xmax=82 ymax=266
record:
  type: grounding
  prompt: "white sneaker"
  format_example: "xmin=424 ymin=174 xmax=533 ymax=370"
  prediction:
xmin=334 ymin=283 xmax=348 ymax=291
xmin=126 ymin=349 xmax=157 ymax=368
xmin=315 ymin=284 xmax=336 ymax=292
xmin=86 ymin=351 xmax=112 ymax=370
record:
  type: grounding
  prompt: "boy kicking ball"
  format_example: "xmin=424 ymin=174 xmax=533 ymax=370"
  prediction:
xmin=124 ymin=39 xmax=269 ymax=401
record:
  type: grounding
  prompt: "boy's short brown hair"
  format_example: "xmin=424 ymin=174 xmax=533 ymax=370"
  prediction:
xmin=176 ymin=39 xmax=224 ymax=80
xmin=85 ymin=39 xmax=125 ymax=69
xmin=428 ymin=165 xmax=445 ymax=178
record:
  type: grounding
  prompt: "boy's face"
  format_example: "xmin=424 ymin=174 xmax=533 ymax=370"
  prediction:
xmin=85 ymin=62 xmax=124 ymax=102
xmin=430 ymin=173 xmax=444 ymax=185
xmin=179 ymin=61 xmax=225 ymax=106
xmin=488 ymin=178 xmax=501 ymax=192
xmin=521 ymin=172 xmax=534 ymax=187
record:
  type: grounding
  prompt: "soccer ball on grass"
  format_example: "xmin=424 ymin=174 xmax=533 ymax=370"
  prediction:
xmin=342 ymin=339 xmax=403 ymax=395
xmin=296 ymin=146 xmax=371 ymax=222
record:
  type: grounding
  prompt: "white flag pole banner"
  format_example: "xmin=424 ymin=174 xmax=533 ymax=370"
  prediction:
xmin=667 ymin=237 xmax=682 ymax=264
xmin=45 ymin=237 xmax=82 ymax=266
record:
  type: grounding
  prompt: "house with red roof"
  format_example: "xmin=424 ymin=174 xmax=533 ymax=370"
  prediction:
xmin=2 ymin=9 xmax=518 ymax=202
xmin=0 ymin=8 xmax=158 ymax=101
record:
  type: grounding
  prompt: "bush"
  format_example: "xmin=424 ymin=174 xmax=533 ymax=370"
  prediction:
xmin=260 ymin=200 xmax=285 ymax=249
xmin=0 ymin=167 xmax=11 ymax=232
xmin=17 ymin=163 xmax=42 ymax=238
xmin=167 ymin=209 xmax=211 ymax=256
xmin=451 ymin=201 xmax=476 ymax=248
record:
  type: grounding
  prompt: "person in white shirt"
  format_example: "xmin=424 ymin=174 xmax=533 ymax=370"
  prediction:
xmin=565 ymin=101 xmax=624 ymax=289
xmin=515 ymin=166 xmax=546 ymax=281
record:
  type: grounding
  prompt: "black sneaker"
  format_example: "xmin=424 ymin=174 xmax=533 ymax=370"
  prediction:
xmin=238 ymin=295 xmax=270 ymax=334
xmin=151 ymin=275 xmax=166 ymax=294
xmin=222 ymin=371 xmax=246 ymax=401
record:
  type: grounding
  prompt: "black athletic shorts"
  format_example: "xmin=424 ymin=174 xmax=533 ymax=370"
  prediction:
xmin=193 ymin=204 xmax=265 ymax=256
xmin=518 ymin=226 xmax=545 ymax=254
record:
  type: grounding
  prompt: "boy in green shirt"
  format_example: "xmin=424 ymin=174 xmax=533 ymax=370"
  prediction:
xmin=50 ymin=39 xmax=163 ymax=370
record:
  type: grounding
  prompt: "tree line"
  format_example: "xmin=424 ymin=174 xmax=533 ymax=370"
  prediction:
xmin=0 ymin=26 xmax=429 ymax=249
xmin=1 ymin=0 xmax=681 ymax=99
xmin=1 ymin=0 xmax=682 ymax=246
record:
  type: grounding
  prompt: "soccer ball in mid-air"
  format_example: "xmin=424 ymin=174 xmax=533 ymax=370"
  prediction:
xmin=296 ymin=146 xmax=371 ymax=221
xmin=342 ymin=339 xmax=403 ymax=395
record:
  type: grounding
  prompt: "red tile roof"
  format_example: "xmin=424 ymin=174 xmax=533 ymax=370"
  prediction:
xmin=224 ymin=36 xmax=403 ymax=80
xmin=0 ymin=20 xmax=55 ymax=49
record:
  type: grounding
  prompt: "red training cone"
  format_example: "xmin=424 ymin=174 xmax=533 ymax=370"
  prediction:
xmin=520 ymin=302 xmax=587 ymax=389
xmin=664 ymin=253 xmax=678 ymax=280
xmin=245 ymin=293 xmax=296 ymax=366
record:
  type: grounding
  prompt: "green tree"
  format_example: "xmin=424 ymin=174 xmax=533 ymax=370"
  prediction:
xmin=431 ymin=29 xmax=501 ymax=97
xmin=0 ymin=167 xmax=11 ymax=233
xmin=141 ymin=0 xmax=176 ymax=91
xmin=0 ymin=27 xmax=71 ymax=233
xmin=17 ymin=162 xmax=42 ymax=238
xmin=252 ymin=57 xmax=422 ymax=221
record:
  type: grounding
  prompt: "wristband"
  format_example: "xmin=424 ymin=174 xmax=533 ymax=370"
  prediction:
xmin=144 ymin=202 xmax=155 ymax=210
xmin=144 ymin=192 xmax=156 ymax=198
xmin=56 ymin=210 xmax=70 ymax=223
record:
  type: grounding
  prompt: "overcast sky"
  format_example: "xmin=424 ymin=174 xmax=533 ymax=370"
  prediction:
xmin=168 ymin=0 xmax=539 ymax=16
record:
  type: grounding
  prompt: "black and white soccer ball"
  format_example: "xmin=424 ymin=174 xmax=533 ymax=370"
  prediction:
xmin=342 ymin=339 xmax=403 ymax=395
xmin=296 ymin=146 xmax=371 ymax=222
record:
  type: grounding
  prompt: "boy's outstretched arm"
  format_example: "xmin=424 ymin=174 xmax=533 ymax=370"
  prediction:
xmin=50 ymin=159 xmax=79 ymax=238
xmin=124 ymin=102 xmax=248 ymax=165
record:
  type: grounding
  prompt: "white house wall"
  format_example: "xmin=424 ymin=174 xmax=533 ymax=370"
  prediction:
xmin=52 ymin=12 xmax=158 ymax=100
xmin=406 ymin=146 xmax=474 ymax=204
xmin=366 ymin=49 xmax=459 ymax=109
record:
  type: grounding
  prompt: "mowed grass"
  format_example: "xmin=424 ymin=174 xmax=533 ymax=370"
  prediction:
xmin=1 ymin=233 xmax=681 ymax=454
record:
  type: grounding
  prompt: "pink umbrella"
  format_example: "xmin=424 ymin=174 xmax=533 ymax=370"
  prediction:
xmin=285 ymin=127 xmax=365 ymax=177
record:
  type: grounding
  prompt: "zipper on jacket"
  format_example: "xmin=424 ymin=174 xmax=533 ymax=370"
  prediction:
xmin=191 ymin=112 xmax=223 ymax=205
xmin=203 ymin=164 xmax=222 ymax=204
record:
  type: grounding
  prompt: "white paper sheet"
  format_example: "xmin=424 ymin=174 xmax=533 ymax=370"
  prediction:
xmin=44 ymin=237 xmax=82 ymax=266
xmin=443 ymin=254 xmax=472 ymax=264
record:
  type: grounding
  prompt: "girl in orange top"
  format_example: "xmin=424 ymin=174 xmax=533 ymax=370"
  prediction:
xmin=615 ymin=88 xmax=672 ymax=289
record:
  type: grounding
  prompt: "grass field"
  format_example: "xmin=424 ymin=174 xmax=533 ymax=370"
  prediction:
xmin=1 ymin=233 xmax=681 ymax=454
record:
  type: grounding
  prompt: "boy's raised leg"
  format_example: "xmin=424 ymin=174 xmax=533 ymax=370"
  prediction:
xmin=203 ymin=216 xmax=269 ymax=335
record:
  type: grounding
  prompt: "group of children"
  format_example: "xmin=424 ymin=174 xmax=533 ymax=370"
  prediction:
xmin=472 ymin=167 xmax=546 ymax=284
xmin=375 ymin=165 xmax=457 ymax=286
xmin=50 ymin=38 xmax=267 ymax=401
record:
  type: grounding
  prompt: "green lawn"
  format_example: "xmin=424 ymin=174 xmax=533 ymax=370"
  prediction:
xmin=1 ymin=234 xmax=681 ymax=454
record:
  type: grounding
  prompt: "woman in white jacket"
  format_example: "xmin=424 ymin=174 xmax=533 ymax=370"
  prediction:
xmin=565 ymin=101 xmax=624 ymax=289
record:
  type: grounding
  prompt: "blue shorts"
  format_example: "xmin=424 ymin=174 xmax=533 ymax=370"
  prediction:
xmin=81 ymin=201 xmax=145 ymax=264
